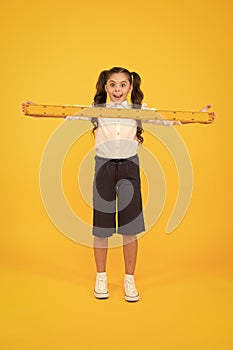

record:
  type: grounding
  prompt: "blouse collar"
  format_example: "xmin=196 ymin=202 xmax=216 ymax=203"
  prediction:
xmin=107 ymin=100 xmax=130 ymax=108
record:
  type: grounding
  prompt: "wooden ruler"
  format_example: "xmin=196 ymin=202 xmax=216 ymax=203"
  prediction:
xmin=23 ymin=103 xmax=214 ymax=123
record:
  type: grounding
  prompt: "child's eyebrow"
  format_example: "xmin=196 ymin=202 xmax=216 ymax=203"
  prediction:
xmin=108 ymin=80 xmax=128 ymax=84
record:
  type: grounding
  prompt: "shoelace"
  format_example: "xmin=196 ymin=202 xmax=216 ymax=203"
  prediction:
xmin=125 ymin=281 xmax=137 ymax=294
xmin=96 ymin=279 xmax=107 ymax=292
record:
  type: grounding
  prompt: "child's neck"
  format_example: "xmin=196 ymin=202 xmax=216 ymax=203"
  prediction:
xmin=110 ymin=99 xmax=128 ymax=104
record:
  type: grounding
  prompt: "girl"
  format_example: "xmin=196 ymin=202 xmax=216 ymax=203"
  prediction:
xmin=22 ymin=67 xmax=215 ymax=302
xmin=84 ymin=66 xmax=214 ymax=302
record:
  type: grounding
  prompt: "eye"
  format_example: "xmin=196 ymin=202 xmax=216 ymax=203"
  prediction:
xmin=109 ymin=83 xmax=115 ymax=87
xmin=121 ymin=83 xmax=126 ymax=88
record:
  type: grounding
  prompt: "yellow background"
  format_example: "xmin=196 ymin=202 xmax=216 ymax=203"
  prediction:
xmin=1 ymin=0 xmax=233 ymax=349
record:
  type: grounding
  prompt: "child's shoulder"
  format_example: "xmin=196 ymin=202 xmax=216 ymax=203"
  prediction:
xmin=141 ymin=103 xmax=156 ymax=111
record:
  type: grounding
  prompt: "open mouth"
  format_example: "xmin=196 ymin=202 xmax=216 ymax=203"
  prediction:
xmin=113 ymin=94 xmax=123 ymax=98
xmin=113 ymin=95 xmax=123 ymax=101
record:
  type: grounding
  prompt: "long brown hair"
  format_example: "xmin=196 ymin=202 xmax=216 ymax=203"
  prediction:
xmin=92 ymin=67 xmax=144 ymax=144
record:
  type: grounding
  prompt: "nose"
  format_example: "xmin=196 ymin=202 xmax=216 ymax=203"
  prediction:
xmin=115 ymin=84 xmax=120 ymax=91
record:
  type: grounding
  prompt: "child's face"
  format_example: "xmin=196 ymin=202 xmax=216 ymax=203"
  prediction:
xmin=105 ymin=73 xmax=132 ymax=103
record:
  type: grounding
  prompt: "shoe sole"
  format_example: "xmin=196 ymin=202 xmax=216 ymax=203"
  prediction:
xmin=125 ymin=294 xmax=140 ymax=302
xmin=94 ymin=291 xmax=109 ymax=299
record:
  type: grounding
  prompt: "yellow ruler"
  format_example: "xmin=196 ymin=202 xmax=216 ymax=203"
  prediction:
xmin=23 ymin=103 xmax=214 ymax=123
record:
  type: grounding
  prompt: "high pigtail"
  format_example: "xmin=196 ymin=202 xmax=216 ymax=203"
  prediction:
xmin=93 ymin=70 xmax=109 ymax=106
xmin=92 ymin=70 xmax=109 ymax=135
xmin=131 ymin=71 xmax=144 ymax=107
xmin=131 ymin=71 xmax=144 ymax=144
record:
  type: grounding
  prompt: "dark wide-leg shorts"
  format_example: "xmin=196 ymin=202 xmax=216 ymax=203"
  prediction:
xmin=92 ymin=154 xmax=145 ymax=238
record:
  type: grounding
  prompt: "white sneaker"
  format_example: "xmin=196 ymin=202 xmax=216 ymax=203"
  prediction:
xmin=94 ymin=277 xmax=109 ymax=299
xmin=124 ymin=279 xmax=139 ymax=302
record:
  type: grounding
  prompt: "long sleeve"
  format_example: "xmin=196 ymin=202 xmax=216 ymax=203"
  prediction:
xmin=65 ymin=115 xmax=92 ymax=121
xmin=65 ymin=104 xmax=92 ymax=121
xmin=143 ymin=119 xmax=182 ymax=126
xmin=141 ymin=104 xmax=182 ymax=126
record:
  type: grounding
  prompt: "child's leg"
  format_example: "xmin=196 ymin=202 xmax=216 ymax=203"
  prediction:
xmin=94 ymin=236 xmax=108 ymax=272
xmin=123 ymin=235 xmax=139 ymax=301
xmin=123 ymin=235 xmax=138 ymax=275
xmin=93 ymin=237 xmax=109 ymax=299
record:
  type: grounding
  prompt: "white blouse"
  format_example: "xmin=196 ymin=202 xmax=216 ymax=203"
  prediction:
xmin=66 ymin=100 xmax=181 ymax=159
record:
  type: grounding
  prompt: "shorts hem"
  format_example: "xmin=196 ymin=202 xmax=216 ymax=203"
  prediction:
xmin=92 ymin=231 xmax=115 ymax=238
xmin=92 ymin=228 xmax=145 ymax=238
xmin=117 ymin=229 xmax=145 ymax=236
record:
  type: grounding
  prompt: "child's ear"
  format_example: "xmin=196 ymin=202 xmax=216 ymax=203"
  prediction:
xmin=105 ymin=84 xmax=107 ymax=92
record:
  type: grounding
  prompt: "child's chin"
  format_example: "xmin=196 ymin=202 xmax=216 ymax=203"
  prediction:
xmin=112 ymin=97 xmax=124 ymax=103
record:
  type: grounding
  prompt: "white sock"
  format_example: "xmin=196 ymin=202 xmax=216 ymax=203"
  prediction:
xmin=97 ymin=272 xmax=107 ymax=280
xmin=125 ymin=274 xmax=134 ymax=283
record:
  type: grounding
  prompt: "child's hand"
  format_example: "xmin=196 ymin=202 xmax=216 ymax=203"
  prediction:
xmin=21 ymin=100 xmax=35 ymax=114
xmin=200 ymin=104 xmax=216 ymax=123
xmin=200 ymin=104 xmax=212 ymax=112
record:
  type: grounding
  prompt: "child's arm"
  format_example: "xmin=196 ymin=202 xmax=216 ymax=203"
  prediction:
xmin=142 ymin=103 xmax=216 ymax=126
xmin=181 ymin=104 xmax=216 ymax=124
xmin=22 ymin=101 xmax=92 ymax=121
xmin=141 ymin=104 xmax=181 ymax=127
